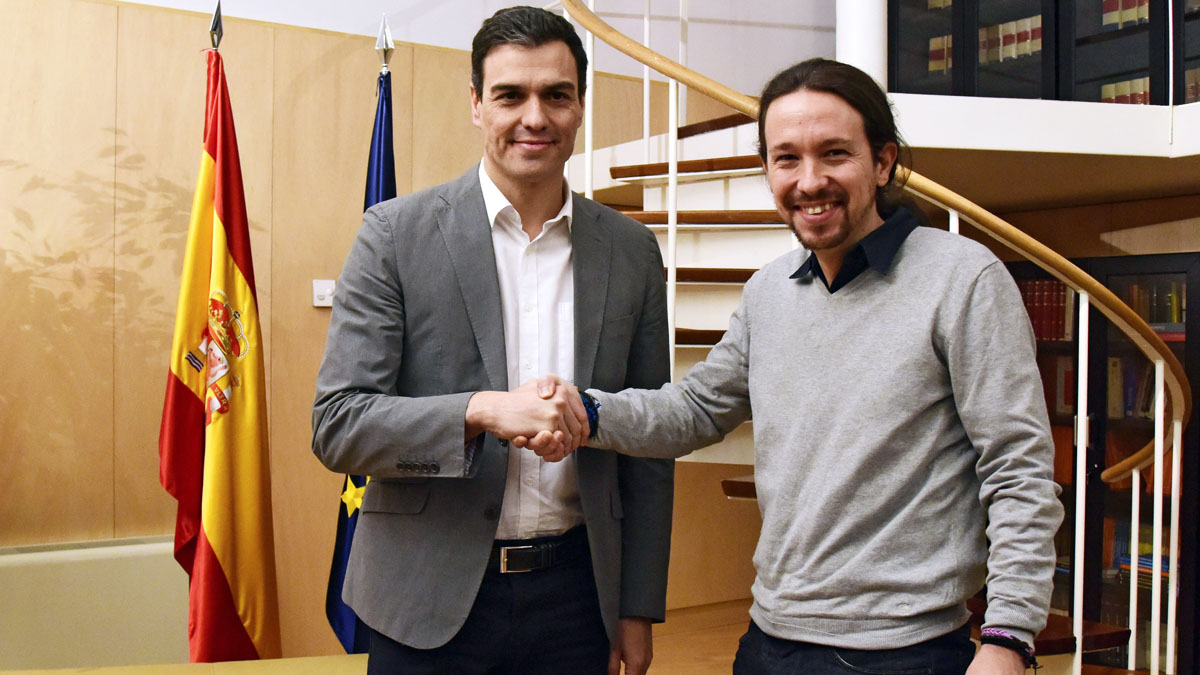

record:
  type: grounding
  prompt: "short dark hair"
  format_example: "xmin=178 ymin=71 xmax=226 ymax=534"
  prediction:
xmin=471 ymin=6 xmax=588 ymax=101
xmin=756 ymin=58 xmax=913 ymax=216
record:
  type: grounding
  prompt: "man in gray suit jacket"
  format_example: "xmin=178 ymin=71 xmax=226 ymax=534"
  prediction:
xmin=312 ymin=6 xmax=673 ymax=674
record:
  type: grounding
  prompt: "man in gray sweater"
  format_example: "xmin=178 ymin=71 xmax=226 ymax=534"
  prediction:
xmin=520 ymin=59 xmax=1063 ymax=674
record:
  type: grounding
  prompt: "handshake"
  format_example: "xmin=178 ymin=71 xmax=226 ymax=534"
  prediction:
xmin=464 ymin=375 xmax=588 ymax=462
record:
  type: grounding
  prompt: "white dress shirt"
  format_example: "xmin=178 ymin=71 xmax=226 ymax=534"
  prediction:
xmin=479 ymin=164 xmax=584 ymax=540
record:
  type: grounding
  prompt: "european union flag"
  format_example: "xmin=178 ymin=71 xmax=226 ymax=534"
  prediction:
xmin=326 ymin=69 xmax=394 ymax=654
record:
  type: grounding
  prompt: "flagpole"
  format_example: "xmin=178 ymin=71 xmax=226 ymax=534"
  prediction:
xmin=209 ymin=1 xmax=222 ymax=49
xmin=376 ymin=13 xmax=394 ymax=75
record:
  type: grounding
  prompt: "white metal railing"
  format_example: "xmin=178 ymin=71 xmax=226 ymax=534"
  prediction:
xmin=561 ymin=1 xmax=1189 ymax=672
xmin=1074 ymin=292 xmax=1090 ymax=675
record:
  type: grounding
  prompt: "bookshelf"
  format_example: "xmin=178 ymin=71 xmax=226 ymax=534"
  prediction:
xmin=1007 ymin=252 xmax=1200 ymax=671
xmin=889 ymin=0 xmax=1193 ymax=105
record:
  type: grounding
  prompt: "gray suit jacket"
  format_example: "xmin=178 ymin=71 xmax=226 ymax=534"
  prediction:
xmin=312 ymin=166 xmax=674 ymax=649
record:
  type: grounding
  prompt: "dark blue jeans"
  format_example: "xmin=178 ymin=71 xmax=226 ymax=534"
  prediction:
xmin=366 ymin=543 xmax=609 ymax=675
xmin=733 ymin=620 xmax=975 ymax=675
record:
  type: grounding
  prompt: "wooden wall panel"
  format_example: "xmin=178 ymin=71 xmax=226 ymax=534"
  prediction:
xmin=270 ymin=27 xmax=403 ymax=657
xmin=666 ymin=463 xmax=760 ymax=610
xmin=0 ymin=0 xmax=118 ymax=546
xmin=411 ymin=45 xmax=480 ymax=192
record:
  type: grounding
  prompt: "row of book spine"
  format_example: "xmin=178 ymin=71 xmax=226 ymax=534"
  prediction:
xmin=1107 ymin=356 xmax=1161 ymax=420
xmin=1102 ymin=0 xmax=1150 ymax=29
xmin=1101 ymin=77 xmax=1151 ymax=104
xmin=1123 ymin=279 xmax=1184 ymax=325
xmin=928 ymin=34 xmax=953 ymax=73
xmin=1018 ymin=279 xmax=1076 ymax=342
xmin=979 ymin=16 xmax=1043 ymax=65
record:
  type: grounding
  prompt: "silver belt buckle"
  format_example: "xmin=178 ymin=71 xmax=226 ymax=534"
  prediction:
xmin=500 ymin=545 xmax=535 ymax=573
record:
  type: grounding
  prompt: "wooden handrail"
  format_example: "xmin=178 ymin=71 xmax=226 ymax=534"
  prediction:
xmin=560 ymin=0 xmax=1191 ymax=483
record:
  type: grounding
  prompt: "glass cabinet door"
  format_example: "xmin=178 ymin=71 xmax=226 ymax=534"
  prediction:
xmin=889 ymin=0 xmax=957 ymax=95
xmin=974 ymin=0 xmax=1049 ymax=98
xmin=1069 ymin=0 xmax=1154 ymax=103
xmin=1094 ymin=269 xmax=1186 ymax=669
xmin=1183 ymin=0 xmax=1200 ymax=103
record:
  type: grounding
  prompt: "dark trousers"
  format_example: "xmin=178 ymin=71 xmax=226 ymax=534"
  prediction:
xmin=733 ymin=620 xmax=976 ymax=675
xmin=366 ymin=534 xmax=609 ymax=674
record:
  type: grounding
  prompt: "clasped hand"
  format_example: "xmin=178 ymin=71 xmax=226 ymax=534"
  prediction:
xmin=465 ymin=375 xmax=586 ymax=462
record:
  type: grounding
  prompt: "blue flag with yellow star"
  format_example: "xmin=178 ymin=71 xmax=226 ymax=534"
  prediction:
xmin=325 ymin=69 xmax=395 ymax=654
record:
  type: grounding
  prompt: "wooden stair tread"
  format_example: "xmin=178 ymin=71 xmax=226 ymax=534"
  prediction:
xmin=676 ymin=328 xmax=726 ymax=346
xmin=966 ymin=597 xmax=1130 ymax=655
xmin=720 ymin=474 xmax=756 ymax=500
xmin=677 ymin=112 xmax=756 ymax=140
xmin=667 ymin=268 xmax=756 ymax=283
xmin=625 ymin=209 xmax=780 ymax=225
xmin=1079 ymin=666 xmax=1146 ymax=675
xmin=611 ymin=155 xmax=760 ymax=179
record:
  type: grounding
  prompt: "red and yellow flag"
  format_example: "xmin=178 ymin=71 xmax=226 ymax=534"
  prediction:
xmin=159 ymin=49 xmax=281 ymax=662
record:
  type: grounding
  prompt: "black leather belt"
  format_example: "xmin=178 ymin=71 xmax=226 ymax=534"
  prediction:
xmin=488 ymin=526 xmax=588 ymax=574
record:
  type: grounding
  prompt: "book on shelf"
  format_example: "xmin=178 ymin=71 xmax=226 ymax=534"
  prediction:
xmin=978 ymin=27 xmax=989 ymax=65
xmin=1030 ymin=15 xmax=1042 ymax=54
xmin=1101 ymin=83 xmax=1117 ymax=103
xmin=986 ymin=24 xmax=1001 ymax=64
xmin=1102 ymin=0 xmax=1121 ymax=29
xmin=1000 ymin=21 xmax=1017 ymax=61
xmin=1121 ymin=0 xmax=1139 ymax=26
xmin=1188 ymin=68 xmax=1200 ymax=104
xmin=1054 ymin=355 xmax=1075 ymax=416
xmin=928 ymin=36 xmax=947 ymax=73
xmin=945 ymin=34 xmax=952 ymax=71
xmin=1016 ymin=18 xmax=1031 ymax=58
xmin=1131 ymin=77 xmax=1147 ymax=105
xmin=1137 ymin=0 xmax=1149 ymax=24
xmin=1107 ymin=357 xmax=1124 ymax=419
xmin=1115 ymin=79 xmax=1132 ymax=104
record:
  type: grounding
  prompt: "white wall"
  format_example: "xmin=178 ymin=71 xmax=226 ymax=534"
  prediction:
xmin=117 ymin=0 xmax=836 ymax=95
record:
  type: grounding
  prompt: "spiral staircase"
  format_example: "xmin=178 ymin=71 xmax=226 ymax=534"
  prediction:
xmin=557 ymin=1 xmax=1194 ymax=673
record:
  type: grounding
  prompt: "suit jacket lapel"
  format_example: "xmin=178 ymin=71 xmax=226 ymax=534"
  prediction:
xmin=437 ymin=167 xmax=508 ymax=391
xmin=572 ymin=195 xmax=611 ymax=391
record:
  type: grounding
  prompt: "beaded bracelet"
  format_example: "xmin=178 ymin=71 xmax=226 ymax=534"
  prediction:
xmin=979 ymin=627 xmax=1037 ymax=669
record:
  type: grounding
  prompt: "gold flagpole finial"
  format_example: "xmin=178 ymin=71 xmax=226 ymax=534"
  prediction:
xmin=376 ymin=15 xmax=395 ymax=74
xmin=209 ymin=0 xmax=223 ymax=49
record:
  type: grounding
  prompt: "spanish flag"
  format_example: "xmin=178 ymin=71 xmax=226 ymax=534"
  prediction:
xmin=159 ymin=49 xmax=281 ymax=662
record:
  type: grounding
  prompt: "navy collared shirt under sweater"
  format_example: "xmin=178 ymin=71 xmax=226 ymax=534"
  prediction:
xmin=790 ymin=207 xmax=919 ymax=293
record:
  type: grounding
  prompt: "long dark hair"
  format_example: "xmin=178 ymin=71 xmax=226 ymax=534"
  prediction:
xmin=756 ymin=58 xmax=916 ymax=217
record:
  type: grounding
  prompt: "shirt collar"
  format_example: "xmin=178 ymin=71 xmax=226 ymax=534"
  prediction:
xmin=479 ymin=162 xmax=573 ymax=232
xmin=791 ymin=207 xmax=919 ymax=283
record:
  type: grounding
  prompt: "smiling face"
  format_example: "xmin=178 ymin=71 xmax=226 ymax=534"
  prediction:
xmin=761 ymin=89 xmax=897 ymax=260
xmin=471 ymin=41 xmax=583 ymax=194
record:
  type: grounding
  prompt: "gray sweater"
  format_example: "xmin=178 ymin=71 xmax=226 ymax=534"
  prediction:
xmin=589 ymin=226 xmax=1064 ymax=649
